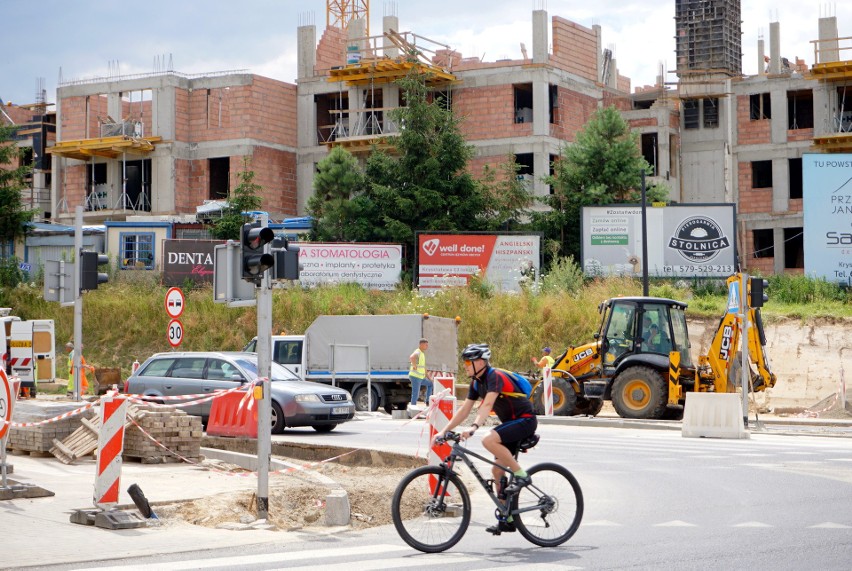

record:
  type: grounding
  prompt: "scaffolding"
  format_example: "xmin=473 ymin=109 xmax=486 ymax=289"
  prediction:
xmin=674 ymin=0 xmax=742 ymax=77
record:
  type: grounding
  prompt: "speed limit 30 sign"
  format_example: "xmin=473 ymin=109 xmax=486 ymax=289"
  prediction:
xmin=167 ymin=319 xmax=184 ymax=348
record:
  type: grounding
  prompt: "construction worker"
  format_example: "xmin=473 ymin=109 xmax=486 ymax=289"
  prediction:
xmin=531 ymin=347 xmax=555 ymax=375
xmin=65 ymin=342 xmax=93 ymax=397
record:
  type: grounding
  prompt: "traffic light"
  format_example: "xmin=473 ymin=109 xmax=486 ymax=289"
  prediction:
xmin=241 ymin=221 xmax=274 ymax=281
xmin=271 ymin=237 xmax=301 ymax=281
xmin=79 ymin=250 xmax=109 ymax=292
xmin=749 ymin=277 xmax=768 ymax=308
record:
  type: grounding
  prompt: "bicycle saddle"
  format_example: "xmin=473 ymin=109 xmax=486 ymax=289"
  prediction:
xmin=518 ymin=433 xmax=540 ymax=452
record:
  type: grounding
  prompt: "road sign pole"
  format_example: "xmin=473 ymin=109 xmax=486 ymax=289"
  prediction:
xmin=73 ymin=206 xmax=83 ymax=402
xmin=256 ymin=214 xmax=272 ymax=520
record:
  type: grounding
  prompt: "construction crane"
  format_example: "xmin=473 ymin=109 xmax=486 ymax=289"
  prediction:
xmin=327 ymin=0 xmax=369 ymax=37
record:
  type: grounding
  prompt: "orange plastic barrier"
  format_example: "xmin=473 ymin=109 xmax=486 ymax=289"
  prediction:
xmin=206 ymin=391 xmax=258 ymax=438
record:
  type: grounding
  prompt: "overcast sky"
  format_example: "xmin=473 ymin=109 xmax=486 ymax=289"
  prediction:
xmin=1 ymin=1 xmax=848 ymax=107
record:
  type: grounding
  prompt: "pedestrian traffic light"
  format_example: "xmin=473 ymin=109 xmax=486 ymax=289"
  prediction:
xmin=749 ymin=277 xmax=768 ymax=308
xmin=79 ymin=250 xmax=109 ymax=292
xmin=241 ymin=221 xmax=275 ymax=281
xmin=271 ymin=237 xmax=301 ymax=281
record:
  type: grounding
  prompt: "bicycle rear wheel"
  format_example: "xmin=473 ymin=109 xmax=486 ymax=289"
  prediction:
xmin=513 ymin=462 xmax=583 ymax=547
xmin=391 ymin=465 xmax=471 ymax=553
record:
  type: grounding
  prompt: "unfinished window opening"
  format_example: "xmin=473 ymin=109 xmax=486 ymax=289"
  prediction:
xmin=122 ymin=159 xmax=152 ymax=212
xmin=683 ymin=99 xmax=699 ymax=129
xmin=752 ymin=229 xmax=774 ymax=259
xmin=641 ymin=133 xmax=658 ymax=176
xmin=751 ymin=160 xmax=773 ymax=189
xmin=669 ymin=134 xmax=678 ymax=178
xmin=86 ymin=163 xmax=107 ymax=186
xmin=836 ymin=86 xmax=851 ymax=133
xmin=209 ymin=157 xmax=230 ymax=200
xmin=315 ymin=92 xmax=349 ymax=143
xmin=549 ymin=153 xmax=558 ymax=194
xmin=703 ymin=98 xmax=719 ymax=128
xmin=787 ymin=90 xmax=814 ymax=130
xmin=784 ymin=227 xmax=804 ymax=269
xmin=549 ymin=84 xmax=558 ymax=124
xmin=514 ymin=83 xmax=533 ymax=124
xmin=361 ymin=88 xmax=384 ymax=136
xmin=788 ymin=158 xmax=803 ymax=200
xmin=514 ymin=153 xmax=534 ymax=191
xmin=750 ymin=93 xmax=771 ymax=120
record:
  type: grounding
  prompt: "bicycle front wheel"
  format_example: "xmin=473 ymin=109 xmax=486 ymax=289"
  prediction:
xmin=391 ymin=465 xmax=471 ymax=553
xmin=513 ymin=462 xmax=583 ymax=547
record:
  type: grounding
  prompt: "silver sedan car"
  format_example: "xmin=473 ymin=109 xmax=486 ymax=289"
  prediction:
xmin=124 ymin=351 xmax=355 ymax=433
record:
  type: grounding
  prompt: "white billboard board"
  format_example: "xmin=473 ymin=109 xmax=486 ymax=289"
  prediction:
xmin=297 ymin=243 xmax=402 ymax=290
xmin=581 ymin=204 xmax=736 ymax=277
xmin=803 ymin=153 xmax=852 ymax=284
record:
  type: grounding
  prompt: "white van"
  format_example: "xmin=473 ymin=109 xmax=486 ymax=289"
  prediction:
xmin=9 ymin=319 xmax=56 ymax=394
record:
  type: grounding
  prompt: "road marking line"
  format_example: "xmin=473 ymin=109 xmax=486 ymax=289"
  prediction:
xmin=654 ymin=520 xmax=697 ymax=527
xmin=732 ymin=521 xmax=774 ymax=527
xmin=809 ymin=522 xmax=852 ymax=529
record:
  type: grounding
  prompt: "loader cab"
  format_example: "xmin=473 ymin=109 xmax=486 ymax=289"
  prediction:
xmin=598 ymin=297 xmax=692 ymax=369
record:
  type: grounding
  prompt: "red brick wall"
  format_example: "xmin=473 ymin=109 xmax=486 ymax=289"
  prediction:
xmin=737 ymin=95 xmax=770 ymax=145
xmin=788 ymin=198 xmax=802 ymax=212
xmin=249 ymin=147 xmax=298 ymax=217
xmin=251 ymin=77 xmax=297 ymax=147
xmin=550 ymin=17 xmax=597 ymax=83
xmin=315 ymin=26 xmax=346 ymax=74
xmin=63 ymin=164 xmax=88 ymax=209
xmin=742 ymin=231 xmax=774 ymax=274
xmin=551 ymin=88 xmax=598 ymax=141
xmin=628 ymin=118 xmax=659 ymax=128
xmin=174 ymin=89 xmax=190 ymax=142
xmin=737 ymin=162 xmax=772 ymax=214
xmin=454 ymin=85 xmax=523 ymax=140
xmin=786 ymin=128 xmax=813 ymax=142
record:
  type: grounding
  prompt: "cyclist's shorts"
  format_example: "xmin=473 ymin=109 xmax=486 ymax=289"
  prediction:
xmin=494 ymin=416 xmax=537 ymax=455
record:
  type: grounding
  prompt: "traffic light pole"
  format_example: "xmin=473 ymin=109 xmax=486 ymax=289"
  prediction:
xmin=73 ymin=206 xmax=83 ymax=402
xmin=255 ymin=217 xmax=272 ymax=520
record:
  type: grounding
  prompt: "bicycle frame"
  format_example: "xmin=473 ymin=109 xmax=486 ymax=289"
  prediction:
xmin=438 ymin=439 xmax=539 ymax=520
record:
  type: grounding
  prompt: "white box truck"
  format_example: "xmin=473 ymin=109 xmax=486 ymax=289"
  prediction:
xmin=245 ymin=314 xmax=459 ymax=411
xmin=0 ymin=310 xmax=56 ymax=396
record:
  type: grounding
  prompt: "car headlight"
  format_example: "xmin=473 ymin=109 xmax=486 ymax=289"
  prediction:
xmin=294 ymin=394 xmax=322 ymax=403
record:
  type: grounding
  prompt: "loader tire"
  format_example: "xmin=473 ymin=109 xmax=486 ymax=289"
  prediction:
xmin=611 ymin=366 xmax=668 ymax=420
xmin=531 ymin=377 xmax=577 ymax=416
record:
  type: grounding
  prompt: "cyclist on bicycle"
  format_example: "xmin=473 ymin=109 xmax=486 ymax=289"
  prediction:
xmin=433 ymin=342 xmax=537 ymax=535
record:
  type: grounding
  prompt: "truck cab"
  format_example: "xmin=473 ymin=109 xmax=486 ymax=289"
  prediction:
xmin=244 ymin=335 xmax=304 ymax=378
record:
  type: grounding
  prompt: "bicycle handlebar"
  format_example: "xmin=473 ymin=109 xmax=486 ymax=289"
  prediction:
xmin=435 ymin=431 xmax=462 ymax=445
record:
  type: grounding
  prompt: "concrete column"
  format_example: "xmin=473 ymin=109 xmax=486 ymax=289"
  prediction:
xmin=773 ymin=226 xmax=786 ymax=274
xmin=297 ymin=91 xmax=316 ymax=147
xmin=532 ymin=80 xmax=549 ymax=137
xmin=348 ymin=86 xmax=361 ymax=136
xmin=817 ymin=17 xmax=839 ymax=63
xmin=532 ymin=10 xmax=548 ymax=64
xmin=757 ymin=38 xmax=765 ymax=76
xmin=533 ymin=150 xmax=550 ymax=197
xmin=609 ymin=59 xmax=618 ymax=89
xmin=771 ymin=157 xmax=789 ymax=213
xmin=770 ymin=89 xmax=786 ymax=144
xmin=297 ymin=25 xmax=317 ymax=79
xmin=769 ymin=22 xmax=781 ymax=74
xmin=384 ymin=85 xmax=400 ymax=134
xmin=383 ymin=15 xmax=400 ymax=58
xmin=594 ymin=25 xmax=603 ymax=82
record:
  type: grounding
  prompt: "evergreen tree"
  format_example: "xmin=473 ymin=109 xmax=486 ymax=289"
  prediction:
xmin=0 ymin=124 xmax=35 ymax=245
xmin=531 ymin=106 xmax=668 ymax=262
xmin=210 ymin=157 xmax=263 ymax=240
xmin=479 ymin=156 xmax=535 ymax=230
xmin=307 ymin=146 xmax=372 ymax=242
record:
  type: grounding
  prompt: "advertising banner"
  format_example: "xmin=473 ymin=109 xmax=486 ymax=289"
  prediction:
xmin=582 ymin=204 xmax=736 ymax=277
xmin=417 ymin=234 xmax=541 ymax=292
xmin=803 ymin=153 xmax=852 ymax=284
xmin=162 ymin=240 xmax=218 ymax=286
xmin=297 ymin=243 xmax=402 ymax=290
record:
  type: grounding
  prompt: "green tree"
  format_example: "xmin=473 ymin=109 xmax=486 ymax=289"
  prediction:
xmin=531 ymin=106 xmax=668 ymax=263
xmin=0 ymin=124 xmax=35 ymax=286
xmin=479 ymin=156 xmax=535 ymax=230
xmin=362 ymin=72 xmax=491 ymax=271
xmin=210 ymin=157 xmax=263 ymax=240
xmin=307 ymin=146 xmax=373 ymax=241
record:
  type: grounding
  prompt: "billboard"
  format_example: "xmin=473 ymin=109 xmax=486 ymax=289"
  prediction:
xmin=803 ymin=153 xmax=852 ymax=284
xmin=162 ymin=240 xmax=218 ymax=286
xmin=297 ymin=243 xmax=402 ymax=290
xmin=581 ymin=204 xmax=736 ymax=277
xmin=417 ymin=233 xmax=541 ymax=292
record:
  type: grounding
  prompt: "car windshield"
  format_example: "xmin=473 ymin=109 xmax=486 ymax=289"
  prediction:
xmin=234 ymin=357 xmax=299 ymax=381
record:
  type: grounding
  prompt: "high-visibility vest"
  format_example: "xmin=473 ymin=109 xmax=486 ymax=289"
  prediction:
xmin=538 ymin=355 xmax=555 ymax=369
xmin=409 ymin=349 xmax=426 ymax=379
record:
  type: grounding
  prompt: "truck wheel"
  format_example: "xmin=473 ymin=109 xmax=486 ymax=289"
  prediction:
xmin=531 ymin=378 xmax=577 ymax=416
xmin=574 ymin=398 xmax=603 ymax=417
xmin=611 ymin=367 xmax=668 ymax=419
xmin=353 ymin=386 xmax=380 ymax=412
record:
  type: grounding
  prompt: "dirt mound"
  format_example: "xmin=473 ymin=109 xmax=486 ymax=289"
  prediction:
xmin=797 ymin=391 xmax=852 ymax=420
xmin=153 ymin=460 xmax=412 ymax=531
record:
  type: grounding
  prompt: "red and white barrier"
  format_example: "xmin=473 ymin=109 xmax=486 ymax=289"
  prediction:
xmin=93 ymin=392 xmax=129 ymax=510
xmin=543 ymin=367 xmax=554 ymax=416
xmin=433 ymin=374 xmax=456 ymax=413
xmin=428 ymin=395 xmax=455 ymax=493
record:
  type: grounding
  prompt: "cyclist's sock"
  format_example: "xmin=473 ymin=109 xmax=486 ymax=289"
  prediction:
xmin=513 ymin=469 xmax=528 ymax=478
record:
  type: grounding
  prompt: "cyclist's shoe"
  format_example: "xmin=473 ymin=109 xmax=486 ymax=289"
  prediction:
xmin=485 ymin=520 xmax=516 ymax=535
xmin=505 ymin=475 xmax=532 ymax=494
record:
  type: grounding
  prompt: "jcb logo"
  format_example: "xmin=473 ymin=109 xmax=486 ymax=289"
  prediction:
xmin=573 ymin=348 xmax=594 ymax=362
xmin=719 ymin=325 xmax=733 ymax=360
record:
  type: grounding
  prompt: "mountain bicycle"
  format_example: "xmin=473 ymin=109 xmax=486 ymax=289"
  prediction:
xmin=391 ymin=431 xmax=583 ymax=553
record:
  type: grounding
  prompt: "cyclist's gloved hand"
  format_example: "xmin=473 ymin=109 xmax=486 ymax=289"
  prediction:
xmin=431 ymin=430 xmax=446 ymax=446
